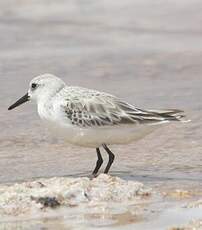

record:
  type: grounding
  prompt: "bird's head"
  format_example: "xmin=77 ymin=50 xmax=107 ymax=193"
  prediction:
xmin=8 ymin=73 xmax=65 ymax=110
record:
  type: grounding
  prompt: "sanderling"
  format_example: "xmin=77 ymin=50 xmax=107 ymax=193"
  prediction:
xmin=8 ymin=74 xmax=187 ymax=175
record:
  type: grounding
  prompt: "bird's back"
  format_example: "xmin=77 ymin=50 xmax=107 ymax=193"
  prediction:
xmin=52 ymin=86 xmax=186 ymax=129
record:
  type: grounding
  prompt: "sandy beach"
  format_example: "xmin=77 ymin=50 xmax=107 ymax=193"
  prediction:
xmin=0 ymin=0 xmax=202 ymax=229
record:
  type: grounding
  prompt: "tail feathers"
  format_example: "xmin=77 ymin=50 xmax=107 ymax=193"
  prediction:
xmin=148 ymin=109 xmax=189 ymax=122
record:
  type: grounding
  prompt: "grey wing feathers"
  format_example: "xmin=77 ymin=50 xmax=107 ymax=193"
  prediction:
xmin=115 ymin=101 xmax=185 ymax=124
xmin=146 ymin=109 xmax=185 ymax=121
xmin=63 ymin=95 xmax=136 ymax=127
xmin=62 ymin=87 xmax=185 ymax=128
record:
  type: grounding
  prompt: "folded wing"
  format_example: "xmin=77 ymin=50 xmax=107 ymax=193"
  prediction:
xmin=61 ymin=87 xmax=185 ymax=128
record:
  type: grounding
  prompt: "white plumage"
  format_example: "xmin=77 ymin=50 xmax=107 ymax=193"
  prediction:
xmin=27 ymin=74 xmax=184 ymax=147
xmin=8 ymin=73 xmax=188 ymax=174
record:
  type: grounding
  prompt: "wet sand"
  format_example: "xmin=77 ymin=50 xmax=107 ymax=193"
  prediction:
xmin=0 ymin=0 xmax=202 ymax=229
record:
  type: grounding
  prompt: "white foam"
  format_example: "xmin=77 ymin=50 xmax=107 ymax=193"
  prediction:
xmin=0 ymin=174 xmax=151 ymax=219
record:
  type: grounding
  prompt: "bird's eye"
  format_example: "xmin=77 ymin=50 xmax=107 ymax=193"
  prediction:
xmin=31 ymin=83 xmax=37 ymax=90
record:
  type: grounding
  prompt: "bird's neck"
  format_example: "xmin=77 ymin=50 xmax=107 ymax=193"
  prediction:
xmin=36 ymin=85 xmax=64 ymax=120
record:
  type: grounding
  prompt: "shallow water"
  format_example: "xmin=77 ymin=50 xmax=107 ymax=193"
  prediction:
xmin=0 ymin=0 xmax=202 ymax=229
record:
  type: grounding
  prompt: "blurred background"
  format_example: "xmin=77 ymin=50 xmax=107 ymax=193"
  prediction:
xmin=0 ymin=0 xmax=201 ymax=184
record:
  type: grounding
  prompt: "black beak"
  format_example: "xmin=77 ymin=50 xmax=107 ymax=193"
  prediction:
xmin=8 ymin=93 xmax=30 ymax=110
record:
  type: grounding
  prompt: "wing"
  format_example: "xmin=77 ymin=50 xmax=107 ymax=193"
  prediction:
xmin=60 ymin=87 xmax=184 ymax=128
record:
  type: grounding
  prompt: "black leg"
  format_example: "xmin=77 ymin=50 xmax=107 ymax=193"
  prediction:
xmin=92 ymin=148 xmax=103 ymax=175
xmin=102 ymin=144 xmax=115 ymax=174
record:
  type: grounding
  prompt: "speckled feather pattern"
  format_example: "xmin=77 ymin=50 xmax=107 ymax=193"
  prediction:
xmin=57 ymin=86 xmax=185 ymax=128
